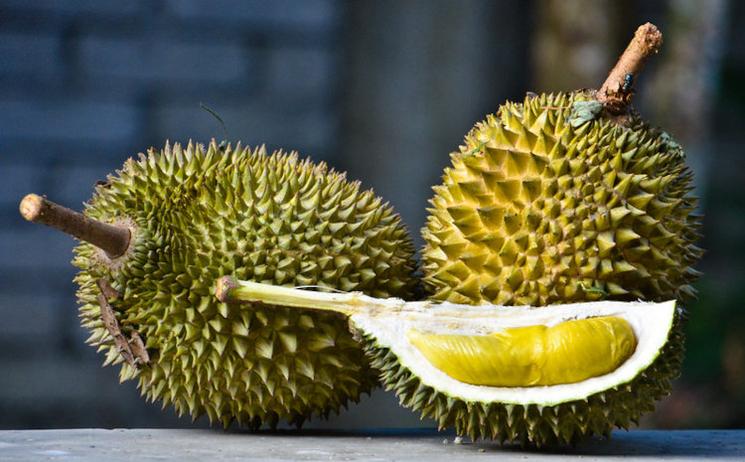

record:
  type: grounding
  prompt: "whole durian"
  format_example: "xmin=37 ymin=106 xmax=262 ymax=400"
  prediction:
xmin=20 ymin=140 xmax=417 ymax=427
xmin=422 ymin=30 xmax=701 ymax=306
xmin=411 ymin=23 xmax=701 ymax=444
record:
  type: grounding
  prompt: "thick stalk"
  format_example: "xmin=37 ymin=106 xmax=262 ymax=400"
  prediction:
xmin=215 ymin=276 xmax=400 ymax=316
xmin=19 ymin=193 xmax=131 ymax=258
xmin=597 ymin=22 xmax=663 ymax=114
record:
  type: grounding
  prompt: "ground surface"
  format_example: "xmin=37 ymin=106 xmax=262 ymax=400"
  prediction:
xmin=0 ymin=429 xmax=742 ymax=461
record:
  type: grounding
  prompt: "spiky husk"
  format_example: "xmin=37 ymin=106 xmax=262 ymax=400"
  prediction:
xmin=360 ymin=312 xmax=685 ymax=447
xmin=73 ymin=141 xmax=417 ymax=427
xmin=422 ymin=92 xmax=702 ymax=306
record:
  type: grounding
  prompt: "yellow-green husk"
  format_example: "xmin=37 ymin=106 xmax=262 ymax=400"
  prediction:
xmin=73 ymin=140 xmax=417 ymax=427
xmin=423 ymin=92 xmax=702 ymax=306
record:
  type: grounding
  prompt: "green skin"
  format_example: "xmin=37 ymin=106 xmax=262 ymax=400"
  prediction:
xmin=73 ymin=141 xmax=417 ymax=428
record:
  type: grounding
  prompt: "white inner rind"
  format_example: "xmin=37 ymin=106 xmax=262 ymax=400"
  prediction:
xmin=351 ymin=300 xmax=676 ymax=406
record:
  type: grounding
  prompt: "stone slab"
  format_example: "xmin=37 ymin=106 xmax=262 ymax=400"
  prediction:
xmin=0 ymin=429 xmax=742 ymax=461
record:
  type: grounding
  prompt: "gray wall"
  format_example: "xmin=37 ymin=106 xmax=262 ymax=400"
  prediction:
xmin=0 ymin=0 xmax=528 ymax=429
xmin=338 ymin=0 xmax=530 ymax=239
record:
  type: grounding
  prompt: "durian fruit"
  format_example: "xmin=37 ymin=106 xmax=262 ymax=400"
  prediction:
xmin=216 ymin=278 xmax=682 ymax=446
xmin=19 ymin=140 xmax=417 ymax=428
xmin=409 ymin=23 xmax=701 ymax=444
xmin=422 ymin=24 xmax=702 ymax=306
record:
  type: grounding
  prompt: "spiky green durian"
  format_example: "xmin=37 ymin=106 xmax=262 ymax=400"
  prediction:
xmin=67 ymin=140 xmax=417 ymax=427
xmin=413 ymin=91 xmax=699 ymax=444
xmin=217 ymin=278 xmax=684 ymax=447
xmin=411 ymin=23 xmax=703 ymax=445
xmin=422 ymin=91 xmax=702 ymax=306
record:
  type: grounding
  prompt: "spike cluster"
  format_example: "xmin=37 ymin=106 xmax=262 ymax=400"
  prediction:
xmin=423 ymin=92 xmax=702 ymax=306
xmin=360 ymin=314 xmax=684 ymax=446
xmin=73 ymin=141 xmax=417 ymax=427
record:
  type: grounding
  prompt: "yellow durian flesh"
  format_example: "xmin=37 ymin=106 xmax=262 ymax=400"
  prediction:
xmin=407 ymin=316 xmax=637 ymax=387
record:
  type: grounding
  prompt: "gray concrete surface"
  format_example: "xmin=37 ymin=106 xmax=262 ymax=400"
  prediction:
xmin=0 ymin=429 xmax=742 ymax=461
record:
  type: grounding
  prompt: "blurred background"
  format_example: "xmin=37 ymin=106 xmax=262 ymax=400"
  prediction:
xmin=0 ymin=0 xmax=742 ymax=430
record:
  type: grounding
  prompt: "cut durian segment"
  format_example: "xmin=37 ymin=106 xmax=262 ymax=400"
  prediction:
xmin=407 ymin=315 xmax=637 ymax=387
xmin=217 ymin=277 xmax=676 ymax=406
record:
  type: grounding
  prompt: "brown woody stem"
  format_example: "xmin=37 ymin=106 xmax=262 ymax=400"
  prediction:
xmin=19 ymin=193 xmax=130 ymax=258
xmin=96 ymin=279 xmax=149 ymax=367
xmin=129 ymin=331 xmax=151 ymax=365
xmin=597 ymin=22 xmax=663 ymax=114
xmin=96 ymin=283 xmax=136 ymax=367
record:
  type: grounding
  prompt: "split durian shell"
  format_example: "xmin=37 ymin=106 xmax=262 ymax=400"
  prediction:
xmin=355 ymin=302 xmax=683 ymax=447
xmin=422 ymin=92 xmax=703 ymax=306
xmin=359 ymin=299 xmax=682 ymax=446
xmin=218 ymin=279 xmax=683 ymax=446
xmin=73 ymin=140 xmax=417 ymax=427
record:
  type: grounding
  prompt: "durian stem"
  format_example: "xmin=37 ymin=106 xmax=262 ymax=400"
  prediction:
xmin=215 ymin=276 xmax=400 ymax=316
xmin=19 ymin=193 xmax=131 ymax=258
xmin=96 ymin=281 xmax=136 ymax=367
xmin=598 ymin=22 xmax=663 ymax=114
